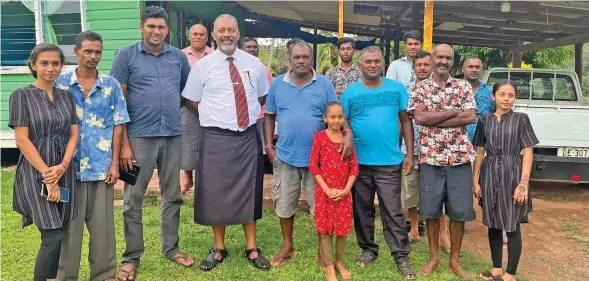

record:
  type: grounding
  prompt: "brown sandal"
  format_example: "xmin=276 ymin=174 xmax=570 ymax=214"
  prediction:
xmin=171 ymin=251 xmax=194 ymax=267
xmin=270 ymin=251 xmax=298 ymax=267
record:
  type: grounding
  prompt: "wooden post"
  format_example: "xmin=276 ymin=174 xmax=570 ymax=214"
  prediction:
xmin=575 ymin=44 xmax=583 ymax=89
xmin=411 ymin=3 xmax=421 ymax=31
xmin=385 ymin=37 xmax=391 ymax=70
xmin=423 ymin=0 xmax=434 ymax=52
xmin=313 ymin=26 xmax=318 ymax=70
xmin=513 ymin=51 xmax=523 ymax=68
xmin=338 ymin=0 xmax=344 ymax=65
xmin=393 ymin=23 xmax=400 ymax=60
xmin=180 ymin=12 xmax=186 ymax=48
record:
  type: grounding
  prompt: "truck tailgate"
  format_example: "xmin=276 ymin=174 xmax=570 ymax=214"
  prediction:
xmin=514 ymin=104 xmax=589 ymax=148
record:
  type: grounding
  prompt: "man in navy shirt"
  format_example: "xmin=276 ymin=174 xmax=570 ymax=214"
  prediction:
xmin=110 ymin=6 xmax=193 ymax=280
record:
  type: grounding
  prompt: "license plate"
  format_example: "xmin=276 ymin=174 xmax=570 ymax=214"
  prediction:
xmin=557 ymin=147 xmax=589 ymax=157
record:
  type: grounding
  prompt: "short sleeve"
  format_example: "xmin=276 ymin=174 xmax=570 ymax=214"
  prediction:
xmin=112 ymin=81 xmax=130 ymax=125
xmin=257 ymin=62 xmax=269 ymax=97
xmin=407 ymin=82 xmax=424 ymax=112
xmin=472 ymin=118 xmax=486 ymax=147
xmin=179 ymin=51 xmax=191 ymax=93
xmin=265 ymin=80 xmax=277 ymax=114
xmin=340 ymin=88 xmax=351 ymax=118
xmin=519 ymin=114 xmax=539 ymax=148
xmin=385 ymin=61 xmax=397 ymax=80
xmin=308 ymin=132 xmax=323 ymax=176
xmin=181 ymin=61 xmax=204 ymax=102
xmin=461 ymin=82 xmax=477 ymax=111
xmin=326 ymin=82 xmax=338 ymax=102
xmin=110 ymin=48 xmax=129 ymax=86
xmin=8 ymin=89 xmax=29 ymax=128
xmin=398 ymin=84 xmax=408 ymax=111
xmin=65 ymin=90 xmax=79 ymax=125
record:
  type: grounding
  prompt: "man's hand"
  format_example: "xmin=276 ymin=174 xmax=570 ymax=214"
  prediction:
xmin=339 ymin=132 xmax=354 ymax=160
xmin=402 ymin=155 xmax=414 ymax=176
xmin=473 ymin=183 xmax=482 ymax=200
xmin=416 ymin=104 xmax=427 ymax=112
xmin=120 ymin=143 xmax=134 ymax=171
xmin=105 ymin=162 xmax=120 ymax=185
xmin=266 ymin=146 xmax=278 ymax=166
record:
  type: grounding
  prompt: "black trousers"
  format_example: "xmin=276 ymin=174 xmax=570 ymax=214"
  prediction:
xmin=489 ymin=224 xmax=522 ymax=275
xmin=352 ymin=165 xmax=411 ymax=263
xmin=35 ymin=227 xmax=64 ymax=281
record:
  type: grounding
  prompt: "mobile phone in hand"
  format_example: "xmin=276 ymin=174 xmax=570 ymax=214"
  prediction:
xmin=41 ymin=183 xmax=70 ymax=202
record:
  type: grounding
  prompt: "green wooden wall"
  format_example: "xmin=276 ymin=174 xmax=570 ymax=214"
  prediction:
xmin=0 ymin=1 xmax=142 ymax=134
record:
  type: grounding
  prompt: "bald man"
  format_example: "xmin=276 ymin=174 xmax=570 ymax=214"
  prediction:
xmin=180 ymin=24 xmax=215 ymax=194
xmin=408 ymin=44 xmax=477 ymax=280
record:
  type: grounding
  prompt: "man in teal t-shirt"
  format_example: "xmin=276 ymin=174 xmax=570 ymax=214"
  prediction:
xmin=339 ymin=46 xmax=416 ymax=279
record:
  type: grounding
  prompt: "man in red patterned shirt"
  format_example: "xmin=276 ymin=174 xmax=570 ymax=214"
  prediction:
xmin=407 ymin=44 xmax=477 ymax=280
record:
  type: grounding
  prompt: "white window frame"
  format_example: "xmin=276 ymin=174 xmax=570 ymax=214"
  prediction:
xmin=1 ymin=0 xmax=86 ymax=74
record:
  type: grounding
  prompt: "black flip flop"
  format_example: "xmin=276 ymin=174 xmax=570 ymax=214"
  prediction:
xmin=397 ymin=261 xmax=417 ymax=280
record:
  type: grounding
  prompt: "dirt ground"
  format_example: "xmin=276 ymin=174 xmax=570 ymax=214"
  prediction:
xmin=113 ymin=172 xmax=589 ymax=281
xmin=462 ymin=182 xmax=589 ymax=281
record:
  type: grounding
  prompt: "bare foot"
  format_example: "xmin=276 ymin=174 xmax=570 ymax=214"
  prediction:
xmin=335 ymin=261 xmax=351 ymax=280
xmin=171 ymin=252 xmax=195 ymax=267
xmin=117 ymin=263 xmax=136 ymax=281
xmin=501 ymin=273 xmax=516 ymax=281
xmin=324 ymin=264 xmax=339 ymax=281
xmin=449 ymin=262 xmax=474 ymax=280
xmin=418 ymin=259 xmax=439 ymax=276
xmin=270 ymin=247 xmax=297 ymax=267
xmin=408 ymin=230 xmax=421 ymax=241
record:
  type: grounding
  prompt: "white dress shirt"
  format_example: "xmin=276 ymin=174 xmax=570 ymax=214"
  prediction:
xmin=182 ymin=48 xmax=269 ymax=131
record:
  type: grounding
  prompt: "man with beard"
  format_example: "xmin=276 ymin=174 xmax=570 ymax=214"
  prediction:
xmin=264 ymin=42 xmax=355 ymax=268
xmin=110 ymin=7 xmax=193 ymax=281
xmin=55 ymin=31 xmax=129 ymax=281
xmin=462 ymin=57 xmax=494 ymax=143
xmin=340 ymin=46 xmax=416 ymax=279
xmin=182 ymin=14 xmax=271 ymax=272
xmin=408 ymin=44 xmax=477 ymax=280
xmin=325 ymin=37 xmax=363 ymax=99
xmin=242 ymin=37 xmax=273 ymax=152
xmin=386 ymin=31 xmax=422 ymax=87
xmin=180 ymin=24 xmax=214 ymax=195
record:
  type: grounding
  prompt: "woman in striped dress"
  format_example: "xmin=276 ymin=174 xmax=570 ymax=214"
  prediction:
xmin=472 ymin=80 xmax=539 ymax=281
xmin=9 ymin=43 xmax=79 ymax=281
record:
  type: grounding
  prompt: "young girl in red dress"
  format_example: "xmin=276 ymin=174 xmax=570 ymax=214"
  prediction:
xmin=309 ymin=101 xmax=359 ymax=281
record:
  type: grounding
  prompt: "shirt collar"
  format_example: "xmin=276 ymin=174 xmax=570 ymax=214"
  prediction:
xmin=215 ymin=48 xmax=246 ymax=63
xmin=185 ymin=46 xmax=213 ymax=58
xmin=68 ymin=68 xmax=106 ymax=89
xmin=138 ymin=40 xmax=171 ymax=55
xmin=425 ymin=75 xmax=458 ymax=88
xmin=478 ymin=80 xmax=492 ymax=91
xmin=336 ymin=63 xmax=359 ymax=71
xmin=282 ymin=68 xmax=317 ymax=83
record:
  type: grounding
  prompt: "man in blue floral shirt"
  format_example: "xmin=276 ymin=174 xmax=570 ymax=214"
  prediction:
xmin=55 ymin=31 xmax=129 ymax=281
xmin=463 ymin=57 xmax=494 ymax=142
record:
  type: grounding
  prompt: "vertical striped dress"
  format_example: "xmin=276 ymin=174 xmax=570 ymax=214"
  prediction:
xmin=9 ymin=85 xmax=79 ymax=229
xmin=473 ymin=110 xmax=539 ymax=232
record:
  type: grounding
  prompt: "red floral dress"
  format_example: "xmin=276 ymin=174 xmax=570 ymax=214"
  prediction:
xmin=309 ymin=130 xmax=359 ymax=236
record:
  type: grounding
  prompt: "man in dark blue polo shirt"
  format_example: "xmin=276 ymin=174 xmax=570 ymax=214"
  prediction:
xmin=110 ymin=6 xmax=192 ymax=281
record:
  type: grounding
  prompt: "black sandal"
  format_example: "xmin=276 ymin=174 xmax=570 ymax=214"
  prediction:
xmin=244 ymin=248 xmax=271 ymax=270
xmin=397 ymin=261 xmax=417 ymax=280
xmin=199 ymin=248 xmax=228 ymax=271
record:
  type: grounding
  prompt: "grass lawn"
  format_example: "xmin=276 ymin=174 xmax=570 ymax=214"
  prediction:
xmin=1 ymin=171 xmax=504 ymax=281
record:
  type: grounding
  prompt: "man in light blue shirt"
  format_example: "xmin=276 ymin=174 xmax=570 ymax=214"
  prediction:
xmin=340 ymin=46 xmax=416 ymax=279
xmin=385 ymin=30 xmax=423 ymax=88
xmin=463 ymin=57 xmax=494 ymax=142
xmin=264 ymin=42 xmax=355 ymax=267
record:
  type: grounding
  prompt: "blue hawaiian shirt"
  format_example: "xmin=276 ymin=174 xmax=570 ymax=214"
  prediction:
xmin=466 ymin=80 xmax=494 ymax=143
xmin=56 ymin=70 xmax=130 ymax=181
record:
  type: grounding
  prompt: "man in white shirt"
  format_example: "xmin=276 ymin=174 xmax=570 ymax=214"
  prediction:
xmin=181 ymin=14 xmax=271 ymax=272
xmin=385 ymin=30 xmax=422 ymax=87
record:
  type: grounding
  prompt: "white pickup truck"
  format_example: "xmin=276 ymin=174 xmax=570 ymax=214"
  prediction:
xmin=482 ymin=68 xmax=589 ymax=183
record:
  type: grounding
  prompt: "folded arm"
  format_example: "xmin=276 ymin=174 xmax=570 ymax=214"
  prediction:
xmin=412 ymin=109 xmax=460 ymax=126
xmin=435 ymin=109 xmax=477 ymax=127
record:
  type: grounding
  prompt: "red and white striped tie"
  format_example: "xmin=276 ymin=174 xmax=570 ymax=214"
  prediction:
xmin=227 ymin=56 xmax=249 ymax=130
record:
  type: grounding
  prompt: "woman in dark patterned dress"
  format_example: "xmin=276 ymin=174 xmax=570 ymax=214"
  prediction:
xmin=472 ymin=80 xmax=539 ymax=281
xmin=9 ymin=43 xmax=79 ymax=281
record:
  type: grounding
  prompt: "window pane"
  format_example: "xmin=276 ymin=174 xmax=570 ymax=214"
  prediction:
xmin=530 ymin=73 xmax=577 ymax=101
xmin=1 ymin=1 xmax=36 ymax=66
xmin=47 ymin=0 xmax=82 ymax=64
